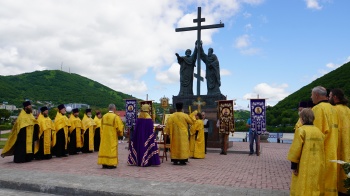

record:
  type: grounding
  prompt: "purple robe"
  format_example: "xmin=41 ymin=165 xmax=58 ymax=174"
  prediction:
xmin=127 ymin=118 xmax=160 ymax=167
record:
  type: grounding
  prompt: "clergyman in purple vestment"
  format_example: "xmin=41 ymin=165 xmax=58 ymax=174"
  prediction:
xmin=127 ymin=104 xmax=160 ymax=167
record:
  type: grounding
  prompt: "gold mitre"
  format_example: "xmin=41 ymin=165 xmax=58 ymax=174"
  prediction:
xmin=141 ymin=104 xmax=150 ymax=112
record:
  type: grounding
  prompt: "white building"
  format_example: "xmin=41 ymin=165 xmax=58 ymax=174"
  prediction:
xmin=65 ymin=103 xmax=90 ymax=109
xmin=0 ymin=104 xmax=17 ymax=111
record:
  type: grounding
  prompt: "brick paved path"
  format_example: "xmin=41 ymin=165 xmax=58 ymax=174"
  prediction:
xmin=0 ymin=142 xmax=292 ymax=193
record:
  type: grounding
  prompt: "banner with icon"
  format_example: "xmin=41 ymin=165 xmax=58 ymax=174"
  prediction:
xmin=249 ymin=99 xmax=266 ymax=135
xmin=125 ymin=99 xmax=137 ymax=128
xmin=217 ymin=100 xmax=235 ymax=134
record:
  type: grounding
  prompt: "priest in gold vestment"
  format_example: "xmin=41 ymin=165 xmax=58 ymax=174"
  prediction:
xmin=329 ymin=88 xmax=350 ymax=195
xmin=189 ymin=112 xmax=205 ymax=159
xmin=93 ymin=111 xmax=102 ymax=151
xmin=81 ymin=109 xmax=96 ymax=153
xmin=288 ymin=108 xmax=325 ymax=196
xmin=35 ymin=106 xmax=54 ymax=160
xmin=53 ymin=104 xmax=70 ymax=157
xmin=294 ymin=101 xmax=308 ymax=131
xmin=68 ymin=108 xmax=83 ymax=155
xmin=311 ymin=86 xmax=339 ymax=195
xmin=98 ymin=104 xmax=124 ymax=169
xmin=1 ymin=101 xmax=39 ymax=163
xmin=166 ymin=102 xmax=194 ymax=165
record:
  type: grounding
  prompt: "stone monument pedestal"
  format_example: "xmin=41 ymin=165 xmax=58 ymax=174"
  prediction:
xmin=172 ymin=94 xmax=233 ymax=148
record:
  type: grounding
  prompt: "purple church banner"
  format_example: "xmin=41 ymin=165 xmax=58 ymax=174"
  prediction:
xmin=250 ymin=99 xmax=266 ymax=135
xmin=125 ymin=99 xmax=137 ymax=128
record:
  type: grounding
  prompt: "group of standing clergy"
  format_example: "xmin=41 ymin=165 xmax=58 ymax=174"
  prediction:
xmin=164 ymin=102 xmax=206 ymax=166
xmin=1 ymin=100 xmax=207 ymax=169
xmin=127 ymin=102 xmax=205 ymax=167
xmin=287 ymin=86 xmax=350 ymax=196
xmin=0 ymin=102 xmax=122 ymax=166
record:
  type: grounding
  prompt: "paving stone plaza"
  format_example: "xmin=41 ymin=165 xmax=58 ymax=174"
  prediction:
xmin=0 ymin=141 xmax=291 ymax=195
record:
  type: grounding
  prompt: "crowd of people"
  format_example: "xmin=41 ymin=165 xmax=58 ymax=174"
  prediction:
xmin=0 ymin=101 xmax=207 ymax=169
xmin=1 ymin=102 xmax=125 ymax=169
xmin=3 ymin=85 xmax=348 ymax=195
xmin=287 ymin=86 xmax=350 ymax=196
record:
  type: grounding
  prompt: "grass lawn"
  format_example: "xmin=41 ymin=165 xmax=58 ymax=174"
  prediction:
xmin=0 ymin=141 xmax=6 ymax=149
xmin=0 ymin=132 xmax=10 ymax=138
xmin=0 ymin=132 xmax=10 ymax=149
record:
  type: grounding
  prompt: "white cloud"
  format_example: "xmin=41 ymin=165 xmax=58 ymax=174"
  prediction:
xmin=259 ymin=15 xmax=269 ymax=24
xmin=314 ymin=61 xmax=342 ymax=79
xmin=243 ymin=83 xmax=290 ymax=106
xmin=243 ymin=12 xmax=252 ymax=18
xmin=305 ymin=0 xmax=322 ymax=10
xmin=303 ymin=56 xmax=350 ymax=83
xmin=326 ymin=62 xmax=338 ymax=69
xmin=243 ymin=0 xmax=265 ymax=5
xmin=220 ymin=69 xmax=231 ymax=76
xmin=0 ymin=1 xmax=248 ymax=97
xmin=156 ymin=63 xmax=180 ymax=84
xmin=240 ymin=48 xmax=261 ymax=55
xmin=245 ymin=23 xmax=253 ymax=31
xmin=346 ymin=56 xmax=350 ymax=62
xmin=235 ymin=34 xmax=251 ymax=48
xmin=318 ymin=69 xmax=329 ymax=76
xmin=234 ymin=34 xmax=261 ymax=55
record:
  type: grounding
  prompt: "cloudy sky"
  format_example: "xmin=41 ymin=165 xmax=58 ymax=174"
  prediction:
xmin=1 ymin=0 xmax=349 ymax=110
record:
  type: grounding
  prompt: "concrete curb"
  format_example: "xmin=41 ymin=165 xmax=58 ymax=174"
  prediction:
xmin=0 ymin=168 xmax=288 ymax=196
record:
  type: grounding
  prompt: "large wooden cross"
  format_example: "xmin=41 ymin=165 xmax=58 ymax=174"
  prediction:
xmin=175 ymin=7 xmax=224 ymax=96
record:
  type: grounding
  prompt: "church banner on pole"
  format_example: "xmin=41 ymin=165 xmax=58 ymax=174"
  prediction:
xmin=125 ymin=99 xmax=137 ymax=128
xmin=217 ymin=100 xmax=235 ymax=134
xmin=249 ymin=99 xmax=266 ymax=135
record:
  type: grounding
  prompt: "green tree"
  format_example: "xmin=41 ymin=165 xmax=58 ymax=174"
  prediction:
xmin=0 ymin=109 xmax=11 ymax=124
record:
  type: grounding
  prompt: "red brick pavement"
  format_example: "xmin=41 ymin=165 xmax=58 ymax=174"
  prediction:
xmin=0 ymin=142 xmax=292 ymax=191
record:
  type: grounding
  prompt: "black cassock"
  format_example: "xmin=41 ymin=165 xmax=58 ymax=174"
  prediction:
xmin=68 ymin=129 xmax=80 ymax=155
xmin=81 ymin=128 xmax=93 ymax=153
xmin=94 ymin=127 xmax=100 ymax=151
xmin=14 ymin=124 xmax=39 ymax=163
xmin=52 ymin=128 xmax=67 ymax=157
xmin=34 ymin=128 xmax=53 ymax=160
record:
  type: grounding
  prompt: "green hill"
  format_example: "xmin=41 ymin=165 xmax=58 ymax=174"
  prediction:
xmin=267 ymin=61 xmax=350 ymax=132
xmin=0 ymin=70 xmax=136 ymax=110
xmin=274 ymin=61 xmax=350 ymax=109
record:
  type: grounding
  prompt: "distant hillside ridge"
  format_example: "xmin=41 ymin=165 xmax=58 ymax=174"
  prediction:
xmin=0 ymin=70 xmax=137 ymax=109
xmin=273 ymin=61 xmax=350 ymax=110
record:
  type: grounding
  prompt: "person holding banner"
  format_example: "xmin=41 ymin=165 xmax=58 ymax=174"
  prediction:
xmin=246 ymin=118 xmax=258 ymax=156
xmin=217 ymin=101 xmax=234 ymax=155
xmin=127 ymin=104 xmax=160 ymax=167
xmin=249 ymin=99 xmax=266 ymax=156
